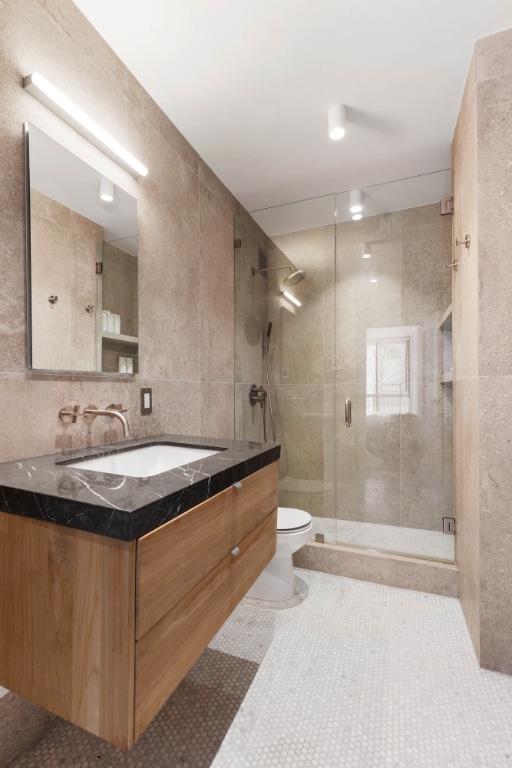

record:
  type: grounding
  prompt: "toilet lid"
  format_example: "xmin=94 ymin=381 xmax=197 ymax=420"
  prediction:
xmin=277 ymin=507 xmax=312 ymax=533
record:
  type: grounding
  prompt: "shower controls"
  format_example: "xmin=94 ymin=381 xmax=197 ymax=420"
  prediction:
xmin=249 ymin=384 xmax=267 ymax=407
xmin=345 ymin=398 xmax=352 ymax=428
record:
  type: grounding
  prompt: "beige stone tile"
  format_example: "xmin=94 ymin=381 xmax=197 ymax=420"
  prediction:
xmin=477 ymin=72 xmax=512 ymax=377
xmin=400 ymin=220 xmax=452 ymax=328
xmin=475 ymin=28 xmax=512 ymax=83
xmin=294 ymin=541 xmax=458 ymax=598
xmin=478 ymin=375 xmax=512 ymax=673
xmin=126 ymin=71 xmax=198 ymax=174
xmin=198 ymin=158 xmax=243 ymax=218
xmin=398 ymin=202 xmax=442 ymax=231
xmin=454 ymin=378 xmax=480 ymax=661
xmin=200 ymin=382 xmax=234 ymax=440
xmin=128 ymin=379 xmax=201 ymax=439
xmin=40 ymin=0 xmax=127 ymax=94
xmin=199 ymin=184 xmax=234 ymax=384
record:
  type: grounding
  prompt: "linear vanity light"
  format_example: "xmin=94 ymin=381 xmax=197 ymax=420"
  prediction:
xmin=23 ymin=72 xmax=148 ymax=177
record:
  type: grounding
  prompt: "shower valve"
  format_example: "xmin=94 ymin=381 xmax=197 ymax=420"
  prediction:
xmin=249 ymin=384 xmax=267 ymax=407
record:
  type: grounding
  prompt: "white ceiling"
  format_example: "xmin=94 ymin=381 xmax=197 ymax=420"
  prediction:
xmin=72 ymin=0 xmax=511 ymax=212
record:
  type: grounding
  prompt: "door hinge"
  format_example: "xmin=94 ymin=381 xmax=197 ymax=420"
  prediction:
xmin=96 ymin=262 xmax=103 ymax=274
xmin=234 ymin=238 xmax=241 ymax=248
xmin=441 ymin=197 xmax=454 ymax=215
xmin=443 ymin=517 xmax=456 ymax=535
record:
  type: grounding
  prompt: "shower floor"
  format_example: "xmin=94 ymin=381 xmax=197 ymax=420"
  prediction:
xmin=311 ymin=516 xmax=455 ymax=562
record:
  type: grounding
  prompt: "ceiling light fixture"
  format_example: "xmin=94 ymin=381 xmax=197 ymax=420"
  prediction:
xmin=99 ymin=177 xmax=114 ymax=202
xmin=328 ymin=104 xmax=346 ymax=140
xmin=283 ymin=291 xmax=301 ymax=307
xmin=23 ymin=72 xmax=148 ymax=178
xmin=362 ymin=243 xmax=371 ymax=259
xmin=350 ymin=189 xmax=363 ymax=214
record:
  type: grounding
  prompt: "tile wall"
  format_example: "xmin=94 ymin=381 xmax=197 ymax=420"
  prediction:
xmin=0 ymin=0 xmax=241 ymax=465
xmin=453 ymin=27 xmax=512 ymax=674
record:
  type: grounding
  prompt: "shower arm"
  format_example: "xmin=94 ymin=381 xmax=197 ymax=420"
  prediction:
xmin=251 ymin=265 xmax=294 ymax=277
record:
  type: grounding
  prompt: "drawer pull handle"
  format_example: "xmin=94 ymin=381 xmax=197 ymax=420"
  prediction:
xmin=232 ymin=481 xmax=243 ymax=490
xmin=231 ymin=546 xmax=240 ymax=556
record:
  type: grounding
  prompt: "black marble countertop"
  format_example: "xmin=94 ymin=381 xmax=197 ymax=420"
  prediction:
xmin=0 ymin=434 xmax=280 ymax=541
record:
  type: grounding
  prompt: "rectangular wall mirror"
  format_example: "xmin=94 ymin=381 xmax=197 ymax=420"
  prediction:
xmin=25 ymin=123 xmax=138 ymax=374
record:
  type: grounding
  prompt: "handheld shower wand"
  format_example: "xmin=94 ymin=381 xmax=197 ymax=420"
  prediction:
xmin=264 ymin=322 xmax=277 ymax=442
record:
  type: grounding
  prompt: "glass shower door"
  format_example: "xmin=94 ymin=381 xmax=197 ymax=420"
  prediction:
xmin=334 ymin=180 xmax=454 ymax=561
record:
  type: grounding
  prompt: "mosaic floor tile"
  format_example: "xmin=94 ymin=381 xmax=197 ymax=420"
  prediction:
xmin=10 ymin=569 xmax=512 ymax=768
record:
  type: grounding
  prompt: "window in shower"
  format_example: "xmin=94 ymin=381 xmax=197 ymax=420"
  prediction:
xmin=366 ymin=325 xmax=419 ymax=416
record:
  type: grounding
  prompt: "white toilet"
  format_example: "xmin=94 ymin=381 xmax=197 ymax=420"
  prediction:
xmin=247 ymin=507 xmax=312 ymax=602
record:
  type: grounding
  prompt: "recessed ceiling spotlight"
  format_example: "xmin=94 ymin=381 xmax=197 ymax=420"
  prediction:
xmin=352 ymin=213 xmax=363 ymax=221
xmin=370 ymin=278 xmax=378 ymax=283
xmin=362 ymin=243 xmax=371 ymax=259
xmin=328 ymin=104 xmax=346 ymax=140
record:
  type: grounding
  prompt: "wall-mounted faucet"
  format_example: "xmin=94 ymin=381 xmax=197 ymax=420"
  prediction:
xmin=59 ymin=403 xmax=130 ymax=438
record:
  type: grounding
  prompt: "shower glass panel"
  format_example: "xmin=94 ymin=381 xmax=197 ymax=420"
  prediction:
xmin=234 ymin=171 xmax=454 ymax=563
xmin=235 ymin=196 xmax=336 ymax=522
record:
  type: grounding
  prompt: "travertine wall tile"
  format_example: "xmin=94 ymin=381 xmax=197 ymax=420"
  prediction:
xmin=477 ymin=71 xmax=512 ymax=377
xmin=475 ymin=27 xmax=512 ymax=83
xmin=0 ymin=0 xmax=239 ymax=472
xmin=479 ymin=375 xmax=512 ymax=673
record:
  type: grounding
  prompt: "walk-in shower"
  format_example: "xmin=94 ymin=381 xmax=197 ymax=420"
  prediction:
xmin=235 ymin=171 xmax=454 ymax=563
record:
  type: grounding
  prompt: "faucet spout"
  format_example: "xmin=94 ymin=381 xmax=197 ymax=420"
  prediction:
xmin=83 ymin=406 xmax=130 ymax=438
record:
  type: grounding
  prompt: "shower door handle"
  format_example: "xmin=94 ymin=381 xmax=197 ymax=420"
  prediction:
xmin=345 ymin=398 xmax=352 ymax=428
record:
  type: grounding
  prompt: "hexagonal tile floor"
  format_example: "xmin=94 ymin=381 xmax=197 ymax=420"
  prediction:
xmin=10 ymin=569 xmax=512 ymax=767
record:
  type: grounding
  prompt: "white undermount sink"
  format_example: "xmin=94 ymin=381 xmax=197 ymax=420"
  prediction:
xmin=67 ymin=444 xmax=221 ymax=478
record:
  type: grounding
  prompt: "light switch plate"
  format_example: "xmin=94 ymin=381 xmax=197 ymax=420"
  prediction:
xmin=141 ymin=387 xmax=152 ymax=415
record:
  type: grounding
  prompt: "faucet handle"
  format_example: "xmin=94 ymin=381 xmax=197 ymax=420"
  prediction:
xmin=105 ymin=403 xmax=127 ymax=414
xmin=58 ymin=405 xmax=80 ymax=424
xmin=83 ymin=404 xmax=99 ymax=420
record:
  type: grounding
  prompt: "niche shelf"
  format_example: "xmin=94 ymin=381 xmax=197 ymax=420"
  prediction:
xmin=102 ymin=332 xmax=138 ymax=346
xmin=438 ymin=303 xmax=453 ymax=384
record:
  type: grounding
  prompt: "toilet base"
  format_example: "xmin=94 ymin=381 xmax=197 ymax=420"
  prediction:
xmin=247 ymin=553 xmax=295 ymax=602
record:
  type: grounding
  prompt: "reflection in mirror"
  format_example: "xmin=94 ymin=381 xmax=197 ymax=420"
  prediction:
xmin=26 ymin=123 xmax=138 ymax=373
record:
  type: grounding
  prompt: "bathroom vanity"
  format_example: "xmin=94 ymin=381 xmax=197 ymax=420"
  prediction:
xmin=0 ymin=435 xmax=279 ymax=748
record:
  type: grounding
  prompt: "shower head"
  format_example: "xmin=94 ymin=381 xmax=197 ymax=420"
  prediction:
xmin=251 ymin=264 xmax=306 ymax=285
xmin=283 ymin=269 xmax=306 ymax=286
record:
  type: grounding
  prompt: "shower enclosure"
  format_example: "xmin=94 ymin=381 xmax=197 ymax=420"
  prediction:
xmin=234 ymin=172 xmax=454 ymax=562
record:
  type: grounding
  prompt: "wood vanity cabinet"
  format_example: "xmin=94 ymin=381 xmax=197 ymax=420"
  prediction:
xmin=0 ymin=461 xmax=278 ymax=749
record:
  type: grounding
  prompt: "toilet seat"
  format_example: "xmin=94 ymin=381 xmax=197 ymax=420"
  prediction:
xmin=277 ymin=507 xmax=312 ymax=534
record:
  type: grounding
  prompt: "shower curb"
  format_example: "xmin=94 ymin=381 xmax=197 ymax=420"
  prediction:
xmin=294 ymin=541 xmax=458 ymax=598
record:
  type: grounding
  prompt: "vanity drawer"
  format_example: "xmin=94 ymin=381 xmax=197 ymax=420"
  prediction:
xmin=136 ymin=462 xmax=278 ymax=639
xmin=134 ymin=508 xmax=276 ymax=739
